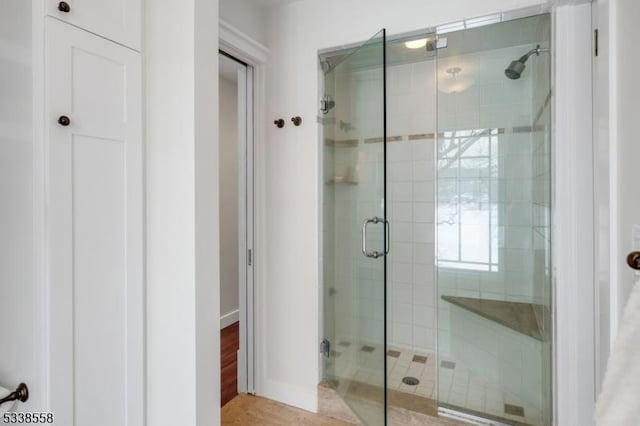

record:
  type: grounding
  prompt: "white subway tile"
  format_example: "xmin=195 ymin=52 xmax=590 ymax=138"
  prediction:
xmin=388 ymin=162 xmax=413 ymax=182
xmin=413 ymin=161 xmax=435 ymax=181
xmin=392 ymin=182 xmax=413 ymax=201
xmin=392 ymin=262 xmax=412 ymax=283
xmin=413 ymin=326 xmax=434 ymax=351
xmin=413 ymin=202 xmax=435 ymax=223
xmin=413 ymin=264 xmax=435 ymax=286
xmin=393 ymin=282 xmax=412 ymax=303
xmin=393 ymin=323 xmax=413 ymax=346
xmin=414 ymin=285 xmax=436 ymax=307
xmin=414 ymin=243 xmax=435 ymax=265
xmin=392 ymin=202 xmax=412 ymax=222
xmin=390 ymin=242 xmax=412 ymax=262
xmin=413 ymin=305 xmax=435 ymax=327
xmin=411 ymin=139 xmax=435 ymax=161
xmin=413 ymin=222 xmax=434 ymax=243
xmin=393 ymin=302 xmax=413 ymax=324
xmin=391 ymin=221 xmax=412 ymax=242
xmin=413 ymin=182 xmax=435 ymax=202
xmin=387 ymin=138 xmax=412 ymax=161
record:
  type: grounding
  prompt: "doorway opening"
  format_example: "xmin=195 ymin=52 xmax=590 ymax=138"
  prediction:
xmin=218 ymin=49 xmax=255 ymax=407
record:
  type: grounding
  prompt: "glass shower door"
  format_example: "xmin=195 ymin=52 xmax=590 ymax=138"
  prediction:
xmin=322 ymin=29 xmax=387 ymax=425
xmin=435 ymin=15 xmax=552 ymax=426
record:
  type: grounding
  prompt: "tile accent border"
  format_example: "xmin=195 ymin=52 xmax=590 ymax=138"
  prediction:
xmin=412 ymin=355 xmax=428 ymax=364
xmin=440 ymin=360 xmax=456 ymax=370
xmin=325 ymin=126 xmax=541 ymax=147
xmin=408 ymin=133 xmax=436 ymax=140
xmin=504 ymin=404 xmax=526 ymax=417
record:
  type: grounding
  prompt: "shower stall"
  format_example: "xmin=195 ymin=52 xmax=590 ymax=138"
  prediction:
xmin=321 ymin=13 xmax=552 ymax=426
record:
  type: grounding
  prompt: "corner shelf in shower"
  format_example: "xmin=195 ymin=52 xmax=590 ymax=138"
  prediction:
xmin=325 ymin=178 xmax=358 ymax=185
xmin=441 ymin=295 xmax=546 ymax=341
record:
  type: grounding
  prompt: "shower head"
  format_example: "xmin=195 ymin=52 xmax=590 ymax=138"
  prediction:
xmin=505 ymin=44 xmax=548 ymax=80
xmin=505 ymin=60 xmax=526 ymax=80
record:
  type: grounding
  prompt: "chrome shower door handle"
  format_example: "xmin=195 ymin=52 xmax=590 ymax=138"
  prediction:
xmin=385 ymin=219 xmax=390 ymax=255
xmin=362 ymin=218 xmax=375 ymax=258
xmin=361 ymin=217 xmax=385 ymax=259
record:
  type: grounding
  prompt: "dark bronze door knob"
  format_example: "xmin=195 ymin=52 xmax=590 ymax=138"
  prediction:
xmin=627 ymin=252 xmax=640 ymax=271
xmin=58 ymin=1 xmax=71 ymax=12
xmin=57 ymin=115 xmax=71 ymax=126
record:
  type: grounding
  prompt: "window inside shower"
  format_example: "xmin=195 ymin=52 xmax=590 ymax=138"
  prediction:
xmin=437 ymin=129 xmax=501 ymax=273
xmin=321 ymin=13 xmax=552 ymax=426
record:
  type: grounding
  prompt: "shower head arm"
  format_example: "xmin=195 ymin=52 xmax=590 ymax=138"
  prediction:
xmin=518 ymin=45 xmax=549 ymax=64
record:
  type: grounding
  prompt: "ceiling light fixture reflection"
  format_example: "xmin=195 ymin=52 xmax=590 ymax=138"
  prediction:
xmin=439 ymin=67 xmax=474 ymax=94
xmin=405 ymin=38 xmax=427 ymax=49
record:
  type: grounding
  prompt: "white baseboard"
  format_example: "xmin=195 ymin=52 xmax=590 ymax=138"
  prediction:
xmin=261 ymin=379 xmax=318 ymax=413
xmin=221 ymin=309 xmax=239 ymax=329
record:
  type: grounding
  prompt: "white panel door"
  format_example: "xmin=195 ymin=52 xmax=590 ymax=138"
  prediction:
xmin=47 ymin=0 xmax=141 ymax=51
xmin=46 ymin=18 xmax=143 ymax=426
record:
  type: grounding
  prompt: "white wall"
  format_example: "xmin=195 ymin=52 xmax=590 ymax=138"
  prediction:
xmin=593 ymin=0 xmax=640 ymax=397
xmin=219 ymin=0 xmax=268 ymax=47
xmin=262 ymin=0 xmax=548 ymax=412
xmin=612 ymin=0 xmax=640 ymax=340
xmin=0 ymin=0 xmax=37 ymax=411
xmin=145 ymin=0 xmax=219 ymax=425
xmin=219 ymin=76 xmax=240 ymax=326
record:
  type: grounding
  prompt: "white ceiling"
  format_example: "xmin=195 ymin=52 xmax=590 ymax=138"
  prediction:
xmin=249 ymin=0 xmax=300 ymax=8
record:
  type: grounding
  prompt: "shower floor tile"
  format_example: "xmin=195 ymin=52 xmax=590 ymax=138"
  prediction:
xmin=334 ymin=343 xmax=543 ymax=426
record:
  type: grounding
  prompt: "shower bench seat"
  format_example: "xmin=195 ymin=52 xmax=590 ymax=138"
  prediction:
xmin=441 ymin=295 xmax=546 ymax=341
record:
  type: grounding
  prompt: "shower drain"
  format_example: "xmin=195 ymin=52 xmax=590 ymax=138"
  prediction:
xmin=402 ymin=376 xmax=420 ymax=386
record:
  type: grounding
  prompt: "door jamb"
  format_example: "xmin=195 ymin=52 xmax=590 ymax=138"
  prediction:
xmin=219 ymin=20 xmax=268 ymax=396
xmin=553 ymin=4 xmax=597 ymax=425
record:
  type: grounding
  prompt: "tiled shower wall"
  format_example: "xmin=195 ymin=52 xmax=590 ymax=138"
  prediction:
xmin=385 ymin=44 xmax=546 ymax=354
xmin=386 ymin=61 xmax=437 ymax=353
xmin=323 ymin=59 xmax=440 ymax=354
xmin=324 ymin=62 xmax=387 ymax=361
xmin=324 ymin=40 xmax=551 ymax=365
xmin=436 ymin=44 xmax=540 ymax=310
xmin=435 ymin=40 xmax=552 ymax=424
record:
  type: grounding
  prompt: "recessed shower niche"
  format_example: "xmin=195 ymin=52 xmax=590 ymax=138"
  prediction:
xmin=320 ymin=12 xmax=552 ymax=426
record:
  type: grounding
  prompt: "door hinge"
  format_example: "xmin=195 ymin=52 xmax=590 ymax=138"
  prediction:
xmin=320 ymin=95 xmax=335 ymax=115
xmin=320 ymin=338 xmax=330 ymax=357
xmin=248 ymin=249 xmax=252 ymax=266
xmin=594 ymin=29 xmax=599 ymax=57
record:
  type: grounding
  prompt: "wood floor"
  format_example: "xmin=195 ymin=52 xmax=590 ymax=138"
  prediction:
xmin=222 ymin=394 xmax=352 ymax=425
xmin=221 ymin=321 xmax=240 ymax=407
